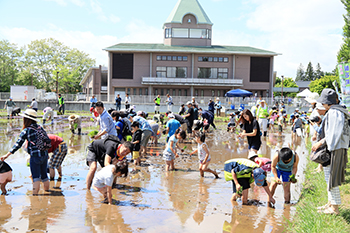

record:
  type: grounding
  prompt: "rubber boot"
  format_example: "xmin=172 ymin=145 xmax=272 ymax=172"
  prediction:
xmin=43 ymin=119 xmax=46 ymax=125
xmin=71 ymin=129 xmax=75 ymax=134
xmin=78 ymin=128 xmax=81 ymax=135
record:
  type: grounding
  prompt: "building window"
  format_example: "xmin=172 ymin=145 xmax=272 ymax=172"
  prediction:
xmin=172 ymin=28 xmax=188 ymax=38
xmin=156 ymin=55 xmax=187 ymax=62
xmin=224 ymin=57 xmax=229 ymax=63
xmin=139 ymin=88 xmax=142 ymax=95
xmin=213 ymin=57 xmax=218 ymax=62
xmin=218 ymin=68 xmax=228 ymax=79
xmin=156 ymin=67 xmax=166 ymax=77
xmin=167 ymin=56 xmax=172 ymax=61
xmin=201 ymin=90 xmax=204 ymax=97
xmin=155 ymin=89 xmax=158 ymax=95
xmin=198 ymin=56 xmax=228 ymax=62
xmin=173 ymin=89 xmax=176 ymax=96
xmin=166 ymin=67 xmax=187 ymax=78
xmin=218 ymin=90 xmax=220 ymax=97
xmin=184 ymin=89 xmax=187 ymax=96
xmin=167 ymin=89 xmax=170 ymax=95
xmin=212 ymin=90 xmax=215 ymax=97
xmin=127 ymin=88 xmax=131 ymax=95
xmin=156 ymin=55 xmax=161 ymax=61
xmin=133 ymin=88 xmax=137 ymax=95
xmin=178 ymin=56 xmax=183 ymax=61
xmin=198 ymin=57 xmax=203 ymax=62
xmin=198 ymin=68 xmax=217 ymax=79
xmin=179 ymin=89 xmax=182 ymax=96
xmin=208 ymin=57 xmax=213 ymax=62
xmin=172 ymin=56 xmax=177 ymax=61
xmin=190 ymin=29 xmax=207 ymax=38
xmin=219 ymin=57 xmax=223 ymax=62
xmin=145 ymin=88 xmax=148 ymax=95
xmin=161 ymin=89 xmax=164 ymax=96
xmin=183 ymin=56 xmax=188 ymax=61
xmin=161 ymin=56 xmax=166 ymax=61
xmin=165 ymin=28 xmax=172 ymax=38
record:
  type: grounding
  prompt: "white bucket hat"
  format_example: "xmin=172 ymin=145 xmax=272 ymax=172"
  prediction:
xmin=305 ymin=92 xmax=320 ymax=104
xmin=19 ymin=109 xmax=38 ymax=122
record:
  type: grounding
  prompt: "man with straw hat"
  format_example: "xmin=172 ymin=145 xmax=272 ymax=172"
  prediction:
xmin=68 ymin=114 xmax=82 ymax=135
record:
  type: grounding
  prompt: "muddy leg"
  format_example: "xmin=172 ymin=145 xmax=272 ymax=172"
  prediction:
xmin=43 ymin=180 xmax=50 ymax=192
xmin=283 ymin=182 xmax=291 ymax=203
xmin=241 ymin=189 xmax=249 ymax=204
xmin=1 ymin=182 xmax=7 ymax=194
xmin=165 ymin=161 xmax=171 ymax=171
xmin=57 ymin=166 xmax=62 ymax=178
xmin=86 ymin=161 xmax=97 ymax=189
xmin=49 ymin=168 xmax=55 ymax=180
xmin=33 ymin=181 xmax=41 ymax=195
xmin=269 ymin=181 xmax=278 ymax=197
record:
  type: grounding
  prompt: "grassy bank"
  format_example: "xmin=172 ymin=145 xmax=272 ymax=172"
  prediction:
xmin=286 ymin=142 xmax=350 ymax=232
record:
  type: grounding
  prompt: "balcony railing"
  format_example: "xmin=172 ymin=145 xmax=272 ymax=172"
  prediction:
xmin=142 ymin=77 xmax=243 ymax=86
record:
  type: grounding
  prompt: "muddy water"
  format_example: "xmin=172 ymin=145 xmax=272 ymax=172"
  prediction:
xmin=0 ymin=118 xmax=308 ymax=233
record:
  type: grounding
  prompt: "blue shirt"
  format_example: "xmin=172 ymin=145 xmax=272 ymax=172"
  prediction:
xmin=208 ymin=101 xmax=215 ymax=112
xmin=166 ymin=119 xmax=181 ymax=137
xmin=115 ymin=97 xmax=122 ymax=105
xmin=99 ymin=110 xmax=118 ymax=139
xmin=90 ymin=97 xmax=97 ymax=103
xmin=10 ymin=123 xmax=48 ymax=157
xmin=201 ymin=110 xmax=214 ymax=123
xmin=133 ymin=116 xmax=153 ymax=132
xmin=115 ymin=121 xmax=124 ymax=141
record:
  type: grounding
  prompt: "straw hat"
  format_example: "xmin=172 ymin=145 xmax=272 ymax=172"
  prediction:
xmin=19 ymin=109 xmax=38 ymax=122
xmin=305 ymin=92 xmax=320 ymax=104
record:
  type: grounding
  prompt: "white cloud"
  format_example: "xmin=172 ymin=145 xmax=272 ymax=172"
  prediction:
xmin=70 ymin=0 xmax=85 ymax=7
xmin=109 ymin=14 xmax=121 ymax=24
xmin=44 ymin=0 xmax=85 ymax=7
xmin=44 ymin=0 xmax=67 ymax=6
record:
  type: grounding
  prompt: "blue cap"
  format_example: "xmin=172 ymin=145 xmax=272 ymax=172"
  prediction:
xmin=253 ymin=168 xmax=266 ymax=186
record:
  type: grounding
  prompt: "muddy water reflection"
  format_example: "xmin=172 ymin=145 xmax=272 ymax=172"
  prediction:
xmin=0 ymin=120 xmax=307 ymax=232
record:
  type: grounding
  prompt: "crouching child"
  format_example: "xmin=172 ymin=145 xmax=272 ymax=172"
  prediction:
xmin=92 ymin=160 xmax=128 ymax=205
xmin=224 ymin=158 xmax=275 ymax=206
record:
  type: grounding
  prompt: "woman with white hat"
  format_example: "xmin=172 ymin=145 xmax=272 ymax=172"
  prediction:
xmin=214 ymin=97 xmax=222 ymax=117
xmin=1 ymin=109 xmax=50 ymax=195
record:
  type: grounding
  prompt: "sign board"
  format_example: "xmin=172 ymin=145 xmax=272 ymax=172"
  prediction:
xmin=337 ymin=63 xmax=350 ymax=106
xmin=272 ymin=87 xmax=299 ymax=92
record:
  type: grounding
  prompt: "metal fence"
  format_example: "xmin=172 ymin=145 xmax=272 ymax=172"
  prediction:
xmin=0 ymin=92 xmax=310 ymax=109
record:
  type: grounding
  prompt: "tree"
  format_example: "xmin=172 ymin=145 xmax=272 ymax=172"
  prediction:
xmin=314 ymin=63 xmax=324 ymax=79
xmin=295 ymin=63 xmax=305 ymax=81
xmin=309 ymin=75 xmax=340 ymax=94
xmin=0 ymin=40 xmax=24 ymax=92
xmin=273 ymin=76 xmax=298 ymax=97
xmin=338 ymin=0 xmax=350 ymax=62
xmin=305 ymin=61 xmax=315 ymax=81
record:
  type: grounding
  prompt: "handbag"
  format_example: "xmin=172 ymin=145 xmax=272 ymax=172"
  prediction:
xmin=310 ymin=144 xmax=330 ymax=164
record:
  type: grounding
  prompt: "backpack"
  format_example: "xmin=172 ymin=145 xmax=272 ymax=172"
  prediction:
xmin=121 ymin=119 xmax=132 ymax=139
xmin=28 ymin=125 xmax=52 ymax=150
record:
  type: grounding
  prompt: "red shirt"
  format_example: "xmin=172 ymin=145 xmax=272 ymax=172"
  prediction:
xmin=48 ymin=134 xmax=63 ymax=153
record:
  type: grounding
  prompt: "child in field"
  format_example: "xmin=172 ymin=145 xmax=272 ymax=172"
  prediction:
xmin=270 ymin=147 xmax=299 ymax=204
xmin=224 ymin=158 xmax=275 ymax=206
xmin=190 ymin=132 xmax=219 ymax=178
xmin=0 ymin=161 xmax=12 ymax=195
xmin=227 ymin=112 xmax=236 ymax=132
xmin=248 ymin=152 xmax=272 ymax=172
xmin=162 ymin=128 xmax=186 ymax=171
xmin=277 ymin=114 xmax=284 ymax=135
xmin=131 ymin=121 xmax=142 ymax=166
xmin=92 ymin=160 xmax=128 ymax=205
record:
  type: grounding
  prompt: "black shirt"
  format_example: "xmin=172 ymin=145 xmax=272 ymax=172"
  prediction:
xmin=0 ymin=161 xmax=12 ymax=173
xmin=186 ymin=107 xmax=194 ymax=123
xmin=173 ymin=113 xmax=186 ymax=124
xmin=88 ymin=136 xmax=120 ymax=159
xmin=242 ymin=119 xmax=261 ymax=146
xmin=132 ymin=129 xmax=142 ymax=151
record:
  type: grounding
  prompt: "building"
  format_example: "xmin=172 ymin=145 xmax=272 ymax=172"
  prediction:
xmin=82 ymin=0 xmax=279 ymax=101
xmin=80 ymin=66 xmax=108 ymax=100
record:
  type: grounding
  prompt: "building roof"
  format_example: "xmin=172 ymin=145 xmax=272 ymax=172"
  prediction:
xmin=103 ymin=43 xmax=279 ymax=56
xmin=164 ymin=0 xmax=212 ymax=25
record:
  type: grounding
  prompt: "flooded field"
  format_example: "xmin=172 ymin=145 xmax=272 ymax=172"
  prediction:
xmin=0 ymin=117 xmax=308 ymax=233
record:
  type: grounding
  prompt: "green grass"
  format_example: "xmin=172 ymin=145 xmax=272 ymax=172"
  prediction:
xmin=286 ymin=141 xmax=350 ymax=233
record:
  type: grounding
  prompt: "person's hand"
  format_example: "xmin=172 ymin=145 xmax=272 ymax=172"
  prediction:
xmin=269 ymin=196 xmax=276 ymax=204
xmin=274 ymin=178 xmax=282 ymax=185
xmin=311 ymin=135 xmax=317 ymax=141
xmin=175 ymin=153 xmax=179 ymax=158
xmin=236 ymin=184 xmax=241 ymax=193
xmin=311 ymin=141 xmax=323 ymax=152
xmin=181 ymin=149 xmax=184 ymax=153
xmin=1 ymin=154 xmax=9 ymax=161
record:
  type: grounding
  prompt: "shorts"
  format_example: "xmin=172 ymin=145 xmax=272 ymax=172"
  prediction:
xmin=141 ymin=130 xmax=152 ymax=147
xmin=181 ymin=123 xmax=187 ymax=132
xmin=231 ymin=178 xmax=251 ymax=193
xmin=258 ymin=118 xmax=268 ymax=132
xmin=227 ymin=122 xmax=236 ymax=127
xmin=248 ymin=143 xmax=261 ymax=151
xmin=7 ymin=107 xmax=13 ymax=116
xmin=155 ymin=105 xmax=160 ymax=111
xmin=163 ymin=150 xmax=175 ymax=161
xmin=92 ymin=182 xmax=107 ymax=191
xmin=86 ymin=149 xmax=105 ymax=167
xmin=30 ymin=154 xmax=49 ymax=183
xmin=271 ymin=169 xmax=292 ymax=182
xmin=133 ymin=151 xmax=140 ymax=160
xmin=278 ymin=125 xmax=283 ymax=132
xmin=200 ymin=158 xmax=211 ymax=164
xmin=0 ymin=171 xmax=12 ymax=183
xmin=48 ymin=142 xmax=67 ymax=169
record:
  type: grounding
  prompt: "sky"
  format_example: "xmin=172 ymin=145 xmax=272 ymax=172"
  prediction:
xmin=0 ymin=0 xmax=346 ymax=78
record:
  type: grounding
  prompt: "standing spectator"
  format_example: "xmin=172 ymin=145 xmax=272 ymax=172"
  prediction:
xmin=165 ymin=114 xmax=181 ymax=142
xmin=166 ymin=94 xmax=173 ymax=112
xmin=42 ymin=107 xmax=54 ymax=125
xmin=90 ymin=95 xmax=97 ymax=108
xmin=312 ymin=89 xmax=350 ymax=215
xmin=1 ymin=109 xmax=50 ymax=195
xmin=256 ymin=100 xmax=268 ymax=137
xmin=57 ymin=94 xmax=65 ymax=115
xmin=191 ymin=97 xmax=197 ymax=106
xmin=47 ymin=134 xmax=67 ymax=180
xmin=179 ymin=104 xmax=186 ymax=115
xmin=115 ymin=94 xmax=122 ymax=111
xmin=184 ymin=102 xmax=194 ymax=135
xmin=94 ymin=101 xmax=118 ymax=140
xmin=29 ymin=98 xmax=38 ymax=112
xmin=154 ymin=95 xmax=161 ymax=114
xmin=68 ymin=114 xmax=82 ymax=135
xmin=250 ymin=103 xmax=259 ymax=119
xmin=4 ymin=97 xmax=16 ymax=120
xmin=208 ymin=99 xmax=215 ymax=115
xmin=214 ymin=98 xmax=222 ymax=117
xmin=125 ymin=93 xmax=131 ymax=110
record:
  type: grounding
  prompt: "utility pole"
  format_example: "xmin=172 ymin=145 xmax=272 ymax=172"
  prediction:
xmin=56 ymin=71 xmax=59 ymax=94
xmin=281 ymin=75 xmax=284 ymax=101
xmin=31 ymin=73 xmax=33 ymax=86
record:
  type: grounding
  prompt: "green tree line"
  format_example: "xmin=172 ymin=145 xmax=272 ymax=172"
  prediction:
xmin=0 ymin=38 xmax=95 ymax=93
